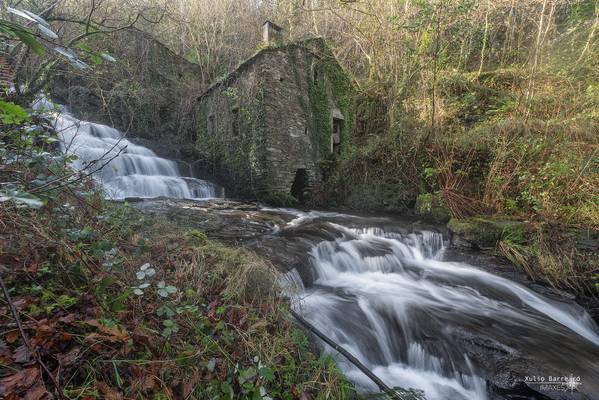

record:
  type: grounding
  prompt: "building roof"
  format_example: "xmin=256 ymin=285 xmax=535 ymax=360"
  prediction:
xmin=197 ymin=37 xmax=330 ymax=101
xmin=263 ymin=20 xmax=282 ymax=31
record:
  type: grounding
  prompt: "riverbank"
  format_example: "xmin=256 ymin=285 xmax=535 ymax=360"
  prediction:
xmin=0 ymin=171 xmax=353 ymax=399
xmin=3 ymin=178 xmax=599 ymax=399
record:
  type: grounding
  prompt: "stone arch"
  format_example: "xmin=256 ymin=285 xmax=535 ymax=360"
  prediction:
xmin=290 ymin=168 xmax=309 ymax=203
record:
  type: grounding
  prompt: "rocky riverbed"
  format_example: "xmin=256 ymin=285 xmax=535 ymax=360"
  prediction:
xmin=131 ymin=197 xmax=599 ymax=400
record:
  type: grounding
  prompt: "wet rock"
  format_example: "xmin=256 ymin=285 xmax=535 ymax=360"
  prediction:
xmin=132 ymin=198 xmax=291 ymax=244
xmin=131 ymin=199 xmax=599 ymax=399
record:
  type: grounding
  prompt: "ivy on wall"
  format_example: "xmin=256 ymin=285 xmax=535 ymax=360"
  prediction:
xmin=287 ymin=41 xmax=356 ymax=158
xmin=195 ymin=82 xmax=265 ymax=197
xmin=196 ymin=39 xmax=356 ymax=202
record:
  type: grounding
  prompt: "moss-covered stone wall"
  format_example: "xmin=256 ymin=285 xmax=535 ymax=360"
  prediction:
xmin=50 ymin=28 xmax=202 ymax=153
xmin=195 ymin=38 xmax=355 ymax=203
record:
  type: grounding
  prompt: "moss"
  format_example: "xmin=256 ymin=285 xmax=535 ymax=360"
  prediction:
xmin=498 ymin=224 xmax=599 ymax=291
xmin=322 ymin=58 xmax=356 ymax=156
xmin=501 ymin=222 xmax=528 ymax=245
xmin=258 ymin=191 xmax=298 ymax=207
xmin=307 ymin=66 xmax=332 ymax=155
xmin=185 ymin=228 xmax=208 ymax=245
xmin=195 ymin=86 xmax=265 ymax=198
xmin=448 ymin=216 xmax=527 ymax=249
xmin=415 ymin=192 xmax=451 ymax=223
xmin=288 ymin=43 xmax=356 ymax=158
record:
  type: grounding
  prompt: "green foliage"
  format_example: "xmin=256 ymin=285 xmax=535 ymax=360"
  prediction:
xmin=161 ymin=319 xmax=179 ymax=337
xmin=186 ymin=228 xmax=208 ymax=245
xmin=194 ymin=85 xmax=263 ymax=198
xmin=260 ymin=191 xmax=298 ymax=207
xmin=0 ymin=101 xmax=31 ymax=125
xmin=415 ymin=192 xmax=451 ymax=223
xmin=448 ymin=216 xmax=527 ymax=249
xmin=1 ymin=114 xmax=354 ymax=399
xmin=0 ymin=185 xmax=45 ymax=208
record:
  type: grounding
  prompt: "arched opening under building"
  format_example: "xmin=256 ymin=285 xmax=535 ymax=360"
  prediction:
xmin=290 ymin=168 xmax=309 ymax=203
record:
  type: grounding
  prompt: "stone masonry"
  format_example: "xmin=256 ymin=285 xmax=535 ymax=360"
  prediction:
xmin=195 ymin=35 xmax=354 ymax=203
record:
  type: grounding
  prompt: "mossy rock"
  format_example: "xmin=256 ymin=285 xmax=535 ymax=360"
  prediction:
xmin=448 ymin=216 xmax=527 ymax=249
xmin=258 ymin=191 xmax=298 ymax=207
xmin=415 ymin=193 xmax=451 ymax=223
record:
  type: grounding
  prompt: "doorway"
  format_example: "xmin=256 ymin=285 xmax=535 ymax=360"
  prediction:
xmin=290 ymin=168 xmax=309 ymax=203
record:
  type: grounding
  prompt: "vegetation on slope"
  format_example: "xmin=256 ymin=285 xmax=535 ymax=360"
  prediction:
xmin=292 ymin=0 xmax=599 ymax=292
xmin=0 ymin=101 xmax=355 ymax=398
xmin=2 ymin=0 xmax=598 ymax=331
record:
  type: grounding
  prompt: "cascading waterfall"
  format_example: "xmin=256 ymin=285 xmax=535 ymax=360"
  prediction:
xmin=284 ymin=221 xmax=599 ymax=400
xmin=33 ymin=96 xmax=222 ymax=199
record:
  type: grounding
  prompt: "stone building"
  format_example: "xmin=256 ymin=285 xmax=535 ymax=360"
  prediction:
xmin=195 ymin=22 xmax=355 ymax=203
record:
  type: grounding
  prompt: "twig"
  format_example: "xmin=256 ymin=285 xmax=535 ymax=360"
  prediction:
xmin=30 ymin=144 xmax=126 ymax=195
xmin=0 ymin=273 xmax=66 ymax=399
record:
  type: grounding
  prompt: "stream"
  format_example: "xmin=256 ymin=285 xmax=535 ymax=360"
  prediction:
xmin=33 ymin=96 xmax=222 ymax=199
xmin=277 ymin=216 xmax=599 ymax=400
xmin=47 ymin=103 xmax=599 ymax=400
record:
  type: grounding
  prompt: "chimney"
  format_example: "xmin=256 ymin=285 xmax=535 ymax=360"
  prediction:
xmin=262 ymin=20 xmax=283 ymax=46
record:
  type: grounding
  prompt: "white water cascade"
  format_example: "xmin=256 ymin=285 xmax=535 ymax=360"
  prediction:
xmin=283 ymin=222 xmax=599 ymax=399
xmin=34 ymin=97 xmax=222 ymax=199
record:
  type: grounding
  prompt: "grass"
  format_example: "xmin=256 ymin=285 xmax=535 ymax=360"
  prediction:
xmin=317 ymin=39 xmax=599 ymax=292
xmin=0 ymin=108 xmax=356 ymax=399
xmin=0 ymin=183 xmax=355 ymax=399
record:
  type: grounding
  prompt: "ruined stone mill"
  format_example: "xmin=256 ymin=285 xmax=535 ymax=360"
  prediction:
xmin=195 ymin=21 xmax=355 ymax=203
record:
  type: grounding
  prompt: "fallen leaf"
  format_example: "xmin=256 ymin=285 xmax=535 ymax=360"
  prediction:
xmin=13 ymin=344 xmax=32 ymax=363
xmin=57 ymin=346 xmax=80 ymax=366
xmin=141 ymin=375 xmax=155 ymax=391
xmin=58 ymin=313 xmax=76 ymax=324
xmin=25 ymin=262 xmax=39 ymax=273
xmin=32 ymin=322 xmax=53 ymax=341
xmin=85 ymin=320 xmax=129 ymax=342
xmin=182 ymin=371 xmax=200 ymax=398
xmin=132 ymin=329 xmax=151 ymax=346
xmin=12 ymin=298 xmax=28 ymax=310
xmin=0 ymin=367 xmax=40 ymax=396
xmin=96 ymin=381 xmax=123 ymax=400
xmin=24 ymin=383 xmax=47 ymax=400
xmin=5 ymin=330 xmax=19 ymax=344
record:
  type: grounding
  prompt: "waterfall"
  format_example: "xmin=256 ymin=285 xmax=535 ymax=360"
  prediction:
xmin=289 ymin=222 xmax=599 ymax=400
xmin=33 ymin=96 xmax=222 ymax=200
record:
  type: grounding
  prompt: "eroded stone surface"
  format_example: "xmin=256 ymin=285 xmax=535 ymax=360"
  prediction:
xmin=133 ymin=198 xmax=599 ymax=400
xmin=195 ymin=38 xmax=355 ymax=203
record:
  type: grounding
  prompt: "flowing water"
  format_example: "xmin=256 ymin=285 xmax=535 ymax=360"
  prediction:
xmin=33 ymin=97 xmax=599 ymax=399
xmin=33 ymin=97 xmax=222 ymax=199
xmin=276 ymin=214 xmax=599 ymax=400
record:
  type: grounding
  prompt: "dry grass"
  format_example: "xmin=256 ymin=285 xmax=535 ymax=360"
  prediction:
xmin=0 ymin=170 xmax=354 ymax=399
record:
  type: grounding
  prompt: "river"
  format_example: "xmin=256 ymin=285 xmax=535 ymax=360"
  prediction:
xmin=46 ymin=102 xmax=599 ymax=400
